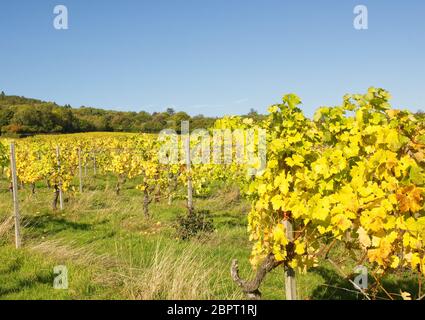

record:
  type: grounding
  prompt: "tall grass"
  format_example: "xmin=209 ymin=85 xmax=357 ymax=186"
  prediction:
xmin=112 ymin=241 xmax=243 ymax=300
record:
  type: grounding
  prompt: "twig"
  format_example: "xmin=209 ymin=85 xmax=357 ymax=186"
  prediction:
xmin=320 ymin=284 xmax=362 ymax=295
xmin=319 ymin=239 xmax=337 ymax=259
xmin=327 ymin=258 xmax=371 ymax=300
xmin=371 ymin=271 xmax=394 ymax=300
xmin=320 ymin=284 xmax=391 ymax=300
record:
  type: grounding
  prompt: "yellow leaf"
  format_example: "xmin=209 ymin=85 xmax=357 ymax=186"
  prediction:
xmin=295 ymin=241 xmax=306 ymax=255
xmin=357 ymin=227 xmax=371 ymax=249
xmin=396 ymin=185 xmax=423 ymax=213
xmin=331 ymin=214 xmax=352 ymax=232
xmin=271 ymin=195 xmax=284 ymax=211
xmin=390 ymin=256 xmax=400 ymax=269
xmin=400 ymin=291 xmax=412 ymax=300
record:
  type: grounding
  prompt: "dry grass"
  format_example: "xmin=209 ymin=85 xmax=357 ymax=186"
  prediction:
xmin=0 ymin=215 xmax=14 ymax=239
xmin=213 ymin=185 xmax=241 ymax=207
xmin=26 ymin=237 xmax=243 ymax=300
xmin=29 ymin=239 xmax=117 ymax=268
xmin=112 ymin=241 xmax=243 ymax=300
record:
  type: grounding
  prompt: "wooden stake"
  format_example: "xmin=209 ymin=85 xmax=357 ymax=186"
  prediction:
xmin=56 ymin=146 xmax=64 ymax=210
xmin=183 ymin=121 xmax=193 ymax=214
xmin=93 ymin=152 xmax=97 ymax=175
xmin=284 ymin=219 xmax=297 ymax=300
xmin=78 ymin=148 xmax=83 ymax=193
xmin=10 ymin=142 xmax=21 ymax=248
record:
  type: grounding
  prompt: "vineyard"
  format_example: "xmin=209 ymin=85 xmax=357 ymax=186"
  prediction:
xmin=0 ymin=88 xmax=424 ymax=300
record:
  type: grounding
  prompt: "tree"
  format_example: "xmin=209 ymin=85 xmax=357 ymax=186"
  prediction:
xmin=166 ymin=108 xmax=175 ymax=115
xmin=248 ymin=108 xmax=258 ymax=116
xmin=0 ymin=93 xmax=217 ymax=135
xmin=0 ymin=107 xmax=14 ymax=128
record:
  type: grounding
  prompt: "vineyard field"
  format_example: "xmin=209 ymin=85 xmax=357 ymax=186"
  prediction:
xmin=1 ymin=166 xmax=417 ymax=300
xmin=0 ymin=88 xmax=424 ymax=300
xmin=0 ymin=167 xmax=296 ymax=299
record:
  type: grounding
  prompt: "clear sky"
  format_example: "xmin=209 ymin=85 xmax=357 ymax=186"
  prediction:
xmin=0 ymin=0 xmax=424 ymax=117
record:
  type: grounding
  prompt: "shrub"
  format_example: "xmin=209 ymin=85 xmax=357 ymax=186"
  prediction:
xmin=174 ymin=209 xmax=214 ymax=240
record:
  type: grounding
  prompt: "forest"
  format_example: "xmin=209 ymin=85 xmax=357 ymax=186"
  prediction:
xmin=0 ymin=91 xmax=264 ymax=136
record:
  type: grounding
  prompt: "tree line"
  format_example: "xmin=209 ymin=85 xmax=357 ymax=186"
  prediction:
xmin=5 ymin=91 xmax=418 ymax=137
xmin=0 ymin=91 xmax=262 ymax=136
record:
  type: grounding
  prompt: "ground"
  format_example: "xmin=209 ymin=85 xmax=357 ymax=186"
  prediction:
xmin=0 ymin=171 xmax=417 ymax=300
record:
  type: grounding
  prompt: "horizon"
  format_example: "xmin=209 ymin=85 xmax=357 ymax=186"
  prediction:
xmin=1 ymin=1 xmax=424 ymax=117
xmin=1 ymin=89 xmax=424 ymax=119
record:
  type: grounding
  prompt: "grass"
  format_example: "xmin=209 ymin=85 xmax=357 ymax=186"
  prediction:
xmin=0 ymin=172 xmax=419 ymax=300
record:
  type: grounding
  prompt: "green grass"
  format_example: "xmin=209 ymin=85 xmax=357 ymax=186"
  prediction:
xmin=0 ymin=172 xmax=419 ymax=300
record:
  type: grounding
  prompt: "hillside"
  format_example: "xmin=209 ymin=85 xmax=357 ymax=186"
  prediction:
xmin=0 ymin=91 xmax=220 ymax=136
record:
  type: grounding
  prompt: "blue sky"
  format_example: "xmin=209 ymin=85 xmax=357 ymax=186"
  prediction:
xmin=0 ymin=0 xmax=424 ymax=117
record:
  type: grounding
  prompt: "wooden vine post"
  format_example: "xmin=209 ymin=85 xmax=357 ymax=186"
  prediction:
xmin=284 ymin=219 xmax=297 ymax=300
xmin=93 ymin=152 xmax=97 ymax=175
xmin=56 ymin=146 xmax=64 ymax=210
xmin=78 ymin=148 xmax=83 ymax=193
xmin=183 ymin=121 xmax=193 ymax=214
xmin=9 ymin=142 xmax=22 ymax=248
xmin=186 ymin=143 xmax=193 ymax=214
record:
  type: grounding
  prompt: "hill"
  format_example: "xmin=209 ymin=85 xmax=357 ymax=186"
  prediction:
xmin=0 ymin=91 xmax=220 ymax=136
